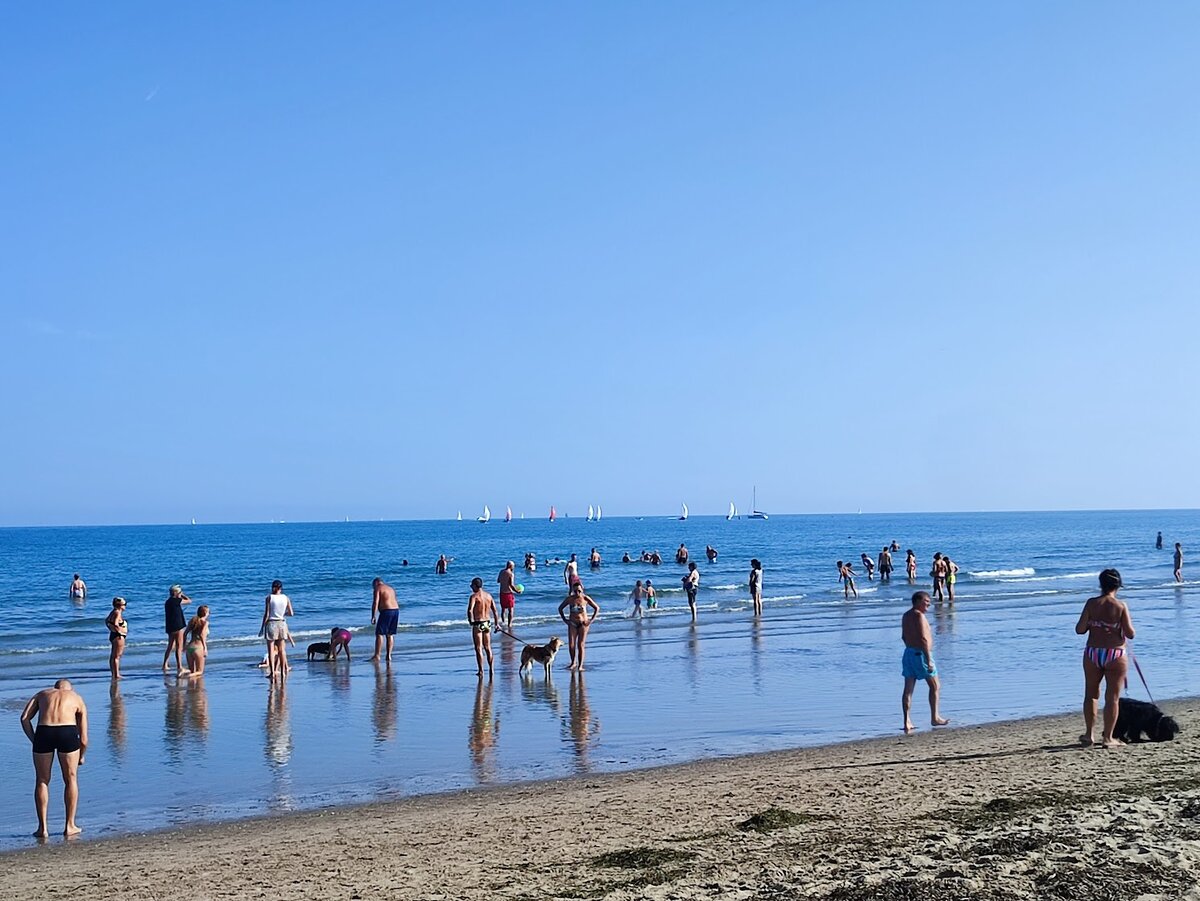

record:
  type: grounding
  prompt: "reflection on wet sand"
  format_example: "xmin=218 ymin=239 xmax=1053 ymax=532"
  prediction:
xmin=686 ymin=622 xmax=701 ymax=686
xmin=372 ymin=660 xmax=397 ymax=743
xmin=750 ymin=618 xmax=764 ymax=693
xmin=163 ymin=676 xmax=187 ymax=762
xmin=264 ymin=680 xmax=293 ymax=810
xmin=932 ymin=601 xmax=956 ymax=637
xmin=187 ymin=676 xmax=210 ymax=739
xmin=108 ymin=682 xmax=126 ymax=759
xmin=468 ymin=677 xmax=499 ymax=782
xmin=324 ymin=659 xmax=352 ymax=696
xmin=499 ymin=632 xmax=517 ymax=671
xmin=520 ymin=668 xmax=561 ymax=717
xmin=565 ymin=671 xmax=599 ymax=771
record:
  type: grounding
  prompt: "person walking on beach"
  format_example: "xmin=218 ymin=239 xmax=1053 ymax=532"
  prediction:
xmin=162 ymin=584 xmax=192 ymax=675
xmin=21 ymin=679 xmax=88 ymax=838
xmin=105 ymin=597 xmax=128 ymax=680
xmin=1075 ymin=568 xmax=1135 ymax=747
xmin=1174 ymin=543 xmax=1183 ymax=582
xmin=185 ymin=606 xmax=210 ymax=676
xmin=69 ymin=574 xmax=87 ymax=602
xmin=370 ymin=577 xmax=400 ymax=663
xmin=837 ymin=561 xmax=857 ymax=599
xmin=861 ymin=553 xmax=875 ymax=581
xmin=645 ymin=579 xmax=657 ymax=609
xmin=901 ymin=591 xmax=950 ymax=734
xmin=559 ymin=582 xmax=599 ymax=671
xmin=749 ymin=559 xmax=763 ymax=617
xmin=683 ymin=561 xmax=700 ymax=620
xmin=906 ymin=550 xmax=917 ymax=583
xmin=261 ymin=580 xmax=294 ymax=679
xmin=467 ymin=577 xmax=498 ymax=677
xmin=497 ymin=561 xmax=518 ymax=630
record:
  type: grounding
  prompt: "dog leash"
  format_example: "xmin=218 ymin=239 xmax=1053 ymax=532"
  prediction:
xmin=492 ymin=625 xmax=531 ymax=646
xmin=1130 ymin=650 xmax=1156 ymax=704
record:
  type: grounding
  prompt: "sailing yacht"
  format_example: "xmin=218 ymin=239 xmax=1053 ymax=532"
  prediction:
xmin=596 ymin=504 xmax=602 ymax=521
xmin=457 ymin=511 xmax=462 ymax=522
xmin=748 ymin=486 xmax=769 ymax=520
xmin=549 ymin=506 xmax=557 ymax=522
xmin=477 ymin=505 xmax=491 ymax=523
xmin=505 ymin=506 xmax=512 ymax=523
xmin=726 ymin=501 xmax=737 ymax=521
xmin=679 ymin=502 xmax=689 ymax=521
xmin=587 ymin=505 xmax=594 ymax=522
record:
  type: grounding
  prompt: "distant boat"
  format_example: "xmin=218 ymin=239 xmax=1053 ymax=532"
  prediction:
xmin=679 ymin=502 xmax=689 ymax=521
xmin=587 ymin=504 xmax=594 ymax=522
xmin=549 ymin=506 xmax=557 ymax=522
xmin=478 ymin=505 xmax=491 ymax=523
xmin=520 ymin=512 xmax=525 ymax=520
xmin=191 ymin=517 xmax=197 ymax=526
xmin=748 ymin=486 xmax=769 ymax=520
xmin=505 ymin=506 xmax=512 ymax=523
xmin=726 ymin=501 xmax=737 ymax=521
xmin=596 ymin=504 xmax=602 ymax=521
xmin=457 ymin=511 xmax=462 ymax=522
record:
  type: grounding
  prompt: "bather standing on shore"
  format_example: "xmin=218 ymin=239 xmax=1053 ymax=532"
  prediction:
xmin=749 ymin=559 xmax=763 ymax=617
xmin=162 ymin=585 xmax=192 ymax=675
xmin=467 ymin=577 xmax=497 ymax=677
xmin=559 ymin=582 xmax=599 ymax=671
xmin=1174 ymin=543 xmax=1183 ymax=582
xmin=1076 ymin=568 xmax=1135 ymax=747
xmin=683 ymin=562 xmax=700 ymax=620
xmin=105 ymin=597 xmax=128 ymax=680
xmin=21 ymin=680 xmax=88 ymax=838
xmin=261 ymin=580 xmax=294 ymax=679
xmin=901 ymin=591 xmax=950 ymax=733
xmin=371 ymin=577 xmax=400 ymax=663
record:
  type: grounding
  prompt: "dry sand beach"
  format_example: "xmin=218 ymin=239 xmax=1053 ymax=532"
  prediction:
xmin=4 ymin=700 xmax=1198 ymax=900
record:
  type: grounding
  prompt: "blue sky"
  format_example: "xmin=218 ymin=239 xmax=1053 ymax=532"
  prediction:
xmin=3 ymin=3 xmax=1198 ymax=526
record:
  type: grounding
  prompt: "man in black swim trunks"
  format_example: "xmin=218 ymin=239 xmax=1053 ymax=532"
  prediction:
xmin=21 ymin=679 xmax=88 ymax=838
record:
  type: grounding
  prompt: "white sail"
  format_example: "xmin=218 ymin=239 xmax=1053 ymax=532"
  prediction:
xmin=587 ymin=504 xmax=594 ymax=522
xmin=478 ymin=505 xmax=491 ymax=523
xmin=679 ymin=502 xmax=688 ymax=521
xmin=457 ymin=511 xmax=462 ymax=521
xmin=727 ymin=501 xmax=736 ymax=520
xmin=596 ymin=504 xmax=602 ymax=521
xmin=505 ymin=506 xmax=512 ymax=522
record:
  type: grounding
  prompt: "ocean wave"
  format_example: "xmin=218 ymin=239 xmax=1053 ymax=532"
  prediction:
xmin=763 ymin=594 xmax=805 ymax=603
xmin=968 ymin=567 xmax=1035 ymax=578
xmin=708 ymin=584 xmax=741 ymax=591
xmin=999 ymin=572 xmax=1095 ymax=584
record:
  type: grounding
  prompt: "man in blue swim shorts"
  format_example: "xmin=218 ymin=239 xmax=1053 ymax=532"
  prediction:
xmin=901 ymin=591 xmax=950 ymax=734
xmin=370 ymin=577 xmax=400 ymax=663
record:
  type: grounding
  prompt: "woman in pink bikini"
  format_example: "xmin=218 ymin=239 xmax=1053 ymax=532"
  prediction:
xmin=1074 ymin=568 xmax=1135 ymax=747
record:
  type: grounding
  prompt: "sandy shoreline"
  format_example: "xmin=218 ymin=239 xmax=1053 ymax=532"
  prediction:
xmin=4 ymin=701 xmax=1199 ymax=900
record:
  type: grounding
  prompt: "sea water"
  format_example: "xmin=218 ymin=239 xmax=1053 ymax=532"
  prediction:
xmin=0 ymin=510 xmax=1195 ymax=848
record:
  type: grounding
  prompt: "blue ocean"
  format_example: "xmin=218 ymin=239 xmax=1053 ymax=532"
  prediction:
xmin=0 ymin=510 xmax=1196 ymax=849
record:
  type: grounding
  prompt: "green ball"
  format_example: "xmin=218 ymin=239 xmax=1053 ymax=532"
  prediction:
xmin=515 ymin=584 xmax=524 ymax=594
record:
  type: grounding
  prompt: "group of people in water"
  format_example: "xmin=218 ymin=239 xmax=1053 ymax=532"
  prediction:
xmin=836 ymin=544 xmax=960 ymax=603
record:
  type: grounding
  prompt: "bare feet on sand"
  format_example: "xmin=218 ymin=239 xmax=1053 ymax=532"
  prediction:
xmin=903 ymin=721 xmax=915 ymax=734
xmin=1102 ymin=737 xmax=1125 ymax=748
xmin=64 ymin=824 xmax=82 ymax=837
xmin=932 ymin=717 xmax=950 ymax=727
xmin=1079 ymin=733 xmax=1095 ymax=746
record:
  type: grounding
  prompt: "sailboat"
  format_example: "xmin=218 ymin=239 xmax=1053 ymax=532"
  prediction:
xmin=505 ymin=506 xmax=512 ymax=523
xmin=549 ymin=505 xmax=557 ymax=522
xmin=726 ymin=501 xmax=737 ymax=521
xmin=748 ymin=486 xmax=769 ymax=520
xmin=456 ymin=511 xmax=462 ymax=522
xmin=596 ymin=504 xmax=602 ymax=521
xmin=587 ymin=505 xmax=594 ymax=522
xmin=191 ymin=517 xmax=197 ymax=526
xmin=477 ymin=505 xmax=491 ymax=523
xmin=679 ymin=502 xmax=689 ymax=521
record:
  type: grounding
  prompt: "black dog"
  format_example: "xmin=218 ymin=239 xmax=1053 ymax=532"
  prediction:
xmin=307 ymin=641 xmax=332 ymax=660
xmin=1114 ymin=698 xmax=1181 ymax=743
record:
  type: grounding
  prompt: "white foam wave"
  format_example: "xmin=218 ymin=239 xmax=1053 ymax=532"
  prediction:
xmin=968 ymin=567 xmax=1035 ymax=578
xmin=708 ymin=584 xmax=741 ymax=591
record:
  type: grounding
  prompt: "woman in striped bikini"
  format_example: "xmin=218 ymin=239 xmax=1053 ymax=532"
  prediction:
xmin=1075 ymin=568 xmax=1136 ymax=748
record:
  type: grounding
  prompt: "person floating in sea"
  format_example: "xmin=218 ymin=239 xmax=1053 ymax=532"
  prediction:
xmin=749 ymin=559 xmax=763 ymax=617
xmin=683 ymin=562 xmax=700 ymax=621
xmin=837 ymin=561 xmax=857 ymax=599
xmin=906 ymin=549 xmax=917 ymax=583
xmin=589 ymin=547 xmax=602 ymax=569
xmin=901 ymin=591 xmax=950 ymax=733
xmin=705 ymin=545 xmax=718 ymax=563
xmin=564 ymin=553 xmax=580 ymax=589
xmin=1075 ymin=568 xmax=1135 ymax=747
xmin=1156 ymin=531 xmax=1163 ymax=550
xmin=879 ymin=546 xmax=893 ymax=583
xmin=163 ymin=584 xmax=192 ymax=675
xmin=370 ymin=577 xmax=400 ymax=663
xmin=1174 ymin=543 xmax=1184 ymax=583
xmin=21 ymin=679 xmax=88 ymax=838
xmin=676 ymin=544 xmax=689 ymax=565
xmin=630 ymin=580 xmax=645 ymax=618
xmin=69 ymin=574 xmax=87 ymax=602
xmin=559 ymin=582 xmax=599 ymax=671
xmin=467 ymin=577 xmax=497 ymax=678
xmin=645 ymin=579 xmax=657 ymax=608
xmin=930 ymin=553 xmax=946 ymax=603
xmin=497 ymin=560 xmax=518 ymax=630
xmin=944 ymin=555 xmax=959 ymax=602
xmin=860 ymin=553 xmax=875 ymax=581
xmin=105 ymin=597 xmax=128 ymax=680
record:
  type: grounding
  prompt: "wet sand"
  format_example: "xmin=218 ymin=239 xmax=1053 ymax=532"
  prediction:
xmin=3 ymin=700 xmax=1198 ymax=900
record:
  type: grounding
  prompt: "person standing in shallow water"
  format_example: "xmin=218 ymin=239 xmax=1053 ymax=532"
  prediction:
xmin=749 ymin=559 xmax=763 ymax=617
xmin=906 ymin=549 xmax=917 ymax=583
xmin=901 ymin=591 xmax=950 ymax=733
xmin=1156 ymin=531 xmax=1163 ymax=550
xmin=1174 ymin=543 xmax=1183 ymax=583
xmin=467 ymin=578 xmax=497 ymax=677
xmin=105 ymin=597 xmax=128 ymax=680
xmin=69 ymin=574 xmax=87 ymax=602
xmin=21 ymin=679 xmax=88 ymax=839
xmin=371 ymin=577 xmax=400 ymax=663
xmin=162 ymin=585 xmax=192 ymax=674
xmin=1075 ymin=568 xmax=1135 ymax=748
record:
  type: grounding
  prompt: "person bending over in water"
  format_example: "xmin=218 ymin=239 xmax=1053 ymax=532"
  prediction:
xmin=467 ymin=577 xmax=498 ymax=677
xmin=558 ymin=582 xmax=599 ymax=671
xmin=861 ymin=553 xmax=875 ymax=581
xmin=1075 ymin=568 xmax=1135 ymax=747
xmin=837 ymin=561 xmax=858 ymax=599
xmin=370 ymin=577 xmax=400 ymax=663
xmin=901 ymin=591 xmax=950 ymax=733
xmin=105 ymin=597 xmax=128 ymax=680
xmin=21 ymin=679 xmax=88 ymax=838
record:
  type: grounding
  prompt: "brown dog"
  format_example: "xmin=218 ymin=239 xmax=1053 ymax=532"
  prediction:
xmin=519 ymin=636 xmax=563 ymax=677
